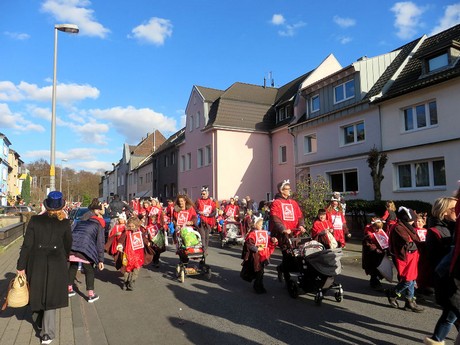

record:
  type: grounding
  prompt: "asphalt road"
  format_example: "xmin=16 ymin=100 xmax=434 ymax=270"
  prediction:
xmin=76 ymin=235 xmax=456 ymax=345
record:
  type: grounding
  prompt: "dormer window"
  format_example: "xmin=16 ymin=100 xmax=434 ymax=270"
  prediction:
xmin=420 ymin=41 xmax=460 ymax=76
xmin=428 ymin=53 xmax=448 ymax=72
xmin=276 ymin=105 xmax=294 ymax=123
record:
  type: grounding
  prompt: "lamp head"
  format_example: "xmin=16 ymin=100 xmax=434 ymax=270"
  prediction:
xmin=55 ymin=24 xmax=79 ymax=34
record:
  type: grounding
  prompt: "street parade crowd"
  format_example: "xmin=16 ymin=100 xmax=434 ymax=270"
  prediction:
xmin=12 ymin=179 xmax=460 ymax=345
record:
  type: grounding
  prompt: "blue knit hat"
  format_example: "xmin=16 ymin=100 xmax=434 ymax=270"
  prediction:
xmin=44 ymin=191 xmax=65 ymax=211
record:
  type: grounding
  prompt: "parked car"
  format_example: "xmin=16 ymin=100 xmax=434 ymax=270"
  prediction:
xmin=0 ymin=205 xmax=35 ymax=216
xmin=68 ymin=207 xmax=111 ymax=239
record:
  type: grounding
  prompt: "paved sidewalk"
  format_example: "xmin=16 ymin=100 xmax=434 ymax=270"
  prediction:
xmin=0 ymin=238 xmax=107 ymax=345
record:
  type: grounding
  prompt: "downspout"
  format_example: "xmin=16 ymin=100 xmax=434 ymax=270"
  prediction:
xmin=378 ymin=104 xmax=383 ymax=150
xmin=289 ymin=126 xmax=297 ymax=188
xmin=212 ymin=130 xmax=217 ymax=200
xmin=269 ymin=132 xmax=273 ymax=200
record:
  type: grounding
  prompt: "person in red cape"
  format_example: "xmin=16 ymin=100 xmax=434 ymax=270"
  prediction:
xmin=105 ymin=212 xmax=127 ymax=256
xmin=310 ymin=208 xmax=331 ymax=238
xmin=130 ymin=197 xmax=141 ymax=216
xmin=224 ymin=197 xmax=240 ymax=222
xmin=269 ymin=179 xmax=306 ymax=282
xmin=326 ymin=195 xmax=349 ymax=248
xmin=114 ymin=216 xmax=150 ymax=291
xmin=362 ymin=218 xmax=389 ymax=290
xmin=241 ymin=216 xmax=278 ymax=294
xmin=173 ymin=194 xmax=198 ymax=236
xmin=145 ymin=213 xmax=165 ymax=268
xmin=195 ymin=186 xmax=216 ymax=254
xmin=138 ymin=199 xmax=152 ymax=226
xmin=164 ymin=199 xmax=175 ymax=230
xmin=382 ymin=200 xmax=398 ymax=234
xmin=386 ymin=206 xmax=424 ymax=312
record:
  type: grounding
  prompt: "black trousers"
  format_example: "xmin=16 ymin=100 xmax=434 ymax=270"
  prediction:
xmin=68 ymin=262 xmax=95 ymax=291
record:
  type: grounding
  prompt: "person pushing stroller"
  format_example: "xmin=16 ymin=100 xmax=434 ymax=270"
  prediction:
xmin=269 ymin=179 xmax=306 ymax=282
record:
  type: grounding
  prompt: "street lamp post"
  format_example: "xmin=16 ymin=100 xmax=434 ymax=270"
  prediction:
xmin=59 ymin=158 xmax=68 ymax=192
xmin=49 ymin=24 xmax=79 ymax=192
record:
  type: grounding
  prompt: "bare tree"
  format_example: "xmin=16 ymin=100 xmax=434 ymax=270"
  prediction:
xmin=367 ymin=146 xmax=388 ymax=201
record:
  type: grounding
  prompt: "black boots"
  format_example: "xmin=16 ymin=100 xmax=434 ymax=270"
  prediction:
xmin=385 ymin=288 xmax=400 ymax=308
xmin=404 ymin=298 xmax=424 ymax=312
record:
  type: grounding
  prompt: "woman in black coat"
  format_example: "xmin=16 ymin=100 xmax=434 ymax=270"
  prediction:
xmin=17 ymin=191 xmax=72 ymax=345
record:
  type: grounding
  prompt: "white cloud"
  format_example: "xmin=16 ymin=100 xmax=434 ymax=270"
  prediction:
xmin=338 ymin=36 xmax=353 ymax=44
xmin=430 ymin=3 xmax=460 ymax=36
xmin=89 ymin=106 xmax=178 ymax=143
xmin=0 ymin=81 xmax=24 ymax=101
xmin=391 ymin=1 xmax=426 ymax=39
xmin=0 ymin=103 xmax=46 ymax=132
xmin=270 ymin=14 xmax=305 ymax=37
xmin=271 ymin=14 xmax=285 ymax=26
xmin=41 ymin=0 xmax=110 ymax=38
xmin=278 ymin=21 xmax=306 ymax=37
xmin=129 ymin=17 xmax=173 ymax=46
xmin=70 ymin=120 xmax=110 ymax=145
xmin=4 ymin=31 xmax=30 ymax=40
xmin=333 ymin=15 xmax=356 ymax=28
xmin=0 ymin=81 xmax=99 ymax=104
xmin=78 ymin=160 xmax=112 ymax=172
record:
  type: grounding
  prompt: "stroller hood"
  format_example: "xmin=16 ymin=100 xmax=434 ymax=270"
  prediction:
xmin=305 ymin=248 xmax=343 ymax=276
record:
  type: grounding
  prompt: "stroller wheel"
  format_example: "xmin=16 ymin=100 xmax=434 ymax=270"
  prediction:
xmin=179 ymin=267 xmax=185 ymax=283
xmin=175 ymin=264 xmax=181 ymax=277
xmin=205 ymin=267 xmax=212 ymax=280
xmin=314 ymin=291 xmax=323 ymax=305
xmin=335 ymin=291 xmax=343 ymax=302
xmin=287 ymin=279 xmax=299 ymax=299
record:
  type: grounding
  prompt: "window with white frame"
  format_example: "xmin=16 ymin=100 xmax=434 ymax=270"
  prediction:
xmin=329 ymin=170 xmax=358 ymax=193
xmin=303 ymin=134 xmax=317 ymax=154
xmin=197 ymin=148 xmax=204 ymax=168
xmin=397 ymin=159 xmax=445 ymax=189
xmin=171 ymin=152 xmax=176 ymax=165
xmin=164 ymin=155 xmax=169 ymax=167
xmin=171 ymin=183 xmax=176 ymax=197
xmin=334 ymin=80 xmax=355 ymax=103
xmin=310 ymin=95 xmax=320 ymax=113
xmin=342 ymin=121 xmax=365 ymax=145
xmin=189 ymin=115 xmax=194 ymax=132
xmin=403 ymin=101 xmax=438 ymax=131
xmin=195 ymin=112 xmax=200 ymax=128
xmin=279 ymin=145 xmax=287 ymax=164
xmin=180 ymin=155 xmax=185 ymax=172
xmin=205 ymin=145 xmax=212 ymax=165
xmin=187 ymin=153 xmax=192 ymax=170
xmin=164 ymin=184 xmax=169 ymax=198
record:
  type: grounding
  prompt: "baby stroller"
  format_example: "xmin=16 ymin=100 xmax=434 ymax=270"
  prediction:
xmin=175 ymin=226 xmax=212 ymax=283
xmin=221 ymin=220 xmax=245 ymax=247
xmin=284 ymin=239 xmax=344 ymax=305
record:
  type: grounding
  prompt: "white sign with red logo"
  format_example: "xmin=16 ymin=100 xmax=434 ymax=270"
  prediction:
xmin=202 ymin=205 xmax=212 ymax=217
xmin=417 ymin=229 xmax=427 ymax=242
xmin=226 ymin=206 xmax=235 ymax=218
xmin=255 ymin=230 xmax=268 ymax=247
xmin=130 ymin=231 xmax=144 ymax=251
xmin=281 ymin=203 xmax=295 ymax=221
xmin=177 ymin=211 xmax=189 ymax=227
xmin=147 ymin=225 xmax=159 ymax=238
xmin=373 ymin=230 xmax=389 ymax=250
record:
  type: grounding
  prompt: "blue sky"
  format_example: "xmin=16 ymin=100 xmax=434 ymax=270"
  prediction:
xmin=1 ymin=0 xmax=459 ymax=173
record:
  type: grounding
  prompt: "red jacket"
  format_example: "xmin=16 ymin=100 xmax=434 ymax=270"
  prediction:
xmin=195 ymin=198 xmax=216 ymax=226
